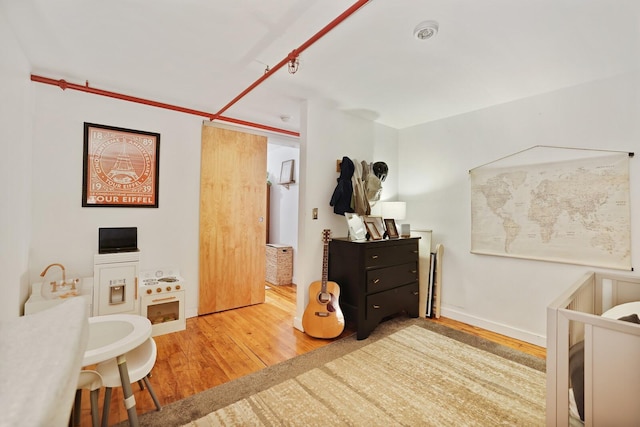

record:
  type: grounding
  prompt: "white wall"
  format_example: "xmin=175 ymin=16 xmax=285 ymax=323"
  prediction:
xmin=294 ymin=99 xmax=398 ymax=329
xmin=10 ymin=27 xmax=634 ymax=350
xmin=371 ymin=124 xmax=400 ymax=203
xmin=400 ymin=72 xmax=640 ymax=346
xmin=267 ymin=144 xmax=300 ymax=278
xmin=0 ymin=12 xmax=33 ymax=319
xmin=29 ymin=84 xmax=203 ymax=317
xmin=25 ymin=83 xmax=401 ymax=330
xmin=22 ymin=77 xmax=328 ymax=321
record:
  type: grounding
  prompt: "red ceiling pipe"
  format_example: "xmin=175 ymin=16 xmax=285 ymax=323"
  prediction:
xmin=213 ymin=115 xmax=301 ymax=136
xmin=30 ymin=0 xmax=371 ymax=137
xmin=210 ymin=0 xmax=371 ymax=120
xmin=31 ymin=74 xmax=213 ymax=118
xmin=30 ymin=74 xmax=300 ymax=137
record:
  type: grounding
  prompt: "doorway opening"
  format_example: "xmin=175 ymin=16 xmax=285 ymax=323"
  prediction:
xmin=267 ymin=139 xmax=300 ymax=286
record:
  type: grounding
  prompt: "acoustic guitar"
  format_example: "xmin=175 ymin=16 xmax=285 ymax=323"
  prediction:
xmin=302 ymin=229 xmax=345 ymax=339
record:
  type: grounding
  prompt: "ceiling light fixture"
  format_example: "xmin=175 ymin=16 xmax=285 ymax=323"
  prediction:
xmin=288 ymin=57 xmax=299 ymax=74
xmin=413 ymin=20 xmax=439 ymax=40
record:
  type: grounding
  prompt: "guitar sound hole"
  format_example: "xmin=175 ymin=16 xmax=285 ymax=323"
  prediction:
xmin=318 ymin=292 xmax=332 ymax=304
xmin=317 ymin=292 xmax=337 ymax=313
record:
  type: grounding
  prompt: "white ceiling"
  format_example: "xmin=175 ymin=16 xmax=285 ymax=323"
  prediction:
xmin=3 ymin=0 xmax=640 ymax=134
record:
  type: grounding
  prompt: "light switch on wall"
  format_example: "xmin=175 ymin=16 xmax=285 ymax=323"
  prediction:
xmin=312 ymin=208 xmax=318 ymax=220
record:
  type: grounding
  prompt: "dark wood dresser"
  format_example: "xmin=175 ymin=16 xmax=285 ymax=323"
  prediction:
xmin=328 ymin=237 xmax=420 ymax=339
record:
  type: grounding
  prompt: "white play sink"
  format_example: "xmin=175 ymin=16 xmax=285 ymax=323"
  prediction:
xmin=83 ymin=314 xmax=151 ymax=366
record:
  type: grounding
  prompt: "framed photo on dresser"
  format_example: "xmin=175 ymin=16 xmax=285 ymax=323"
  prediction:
xmin=364 ymin=218 xmax=382 ymax=240
xmin=364 ymin=216 xmax=384 ymax=240
xmin=384 ymin=218 xmax=399 ymax=239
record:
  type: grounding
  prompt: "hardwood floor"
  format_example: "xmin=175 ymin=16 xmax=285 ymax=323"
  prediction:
xmin=79 ymin=284 xmax=545 ymax=426
xmin=430 ymin=315 xmax=547 ymax=359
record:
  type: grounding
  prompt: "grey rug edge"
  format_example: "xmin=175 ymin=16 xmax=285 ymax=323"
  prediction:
xmin=127 ymin=316 xmax=545 ymax=427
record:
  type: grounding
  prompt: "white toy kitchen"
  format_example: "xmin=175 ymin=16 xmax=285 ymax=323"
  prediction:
xmin=25 ymin=228 xmax=186 ymax=336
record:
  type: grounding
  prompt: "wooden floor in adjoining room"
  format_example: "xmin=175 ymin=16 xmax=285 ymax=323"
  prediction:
xmin=78 ymin=284 xmax=545 ymax=426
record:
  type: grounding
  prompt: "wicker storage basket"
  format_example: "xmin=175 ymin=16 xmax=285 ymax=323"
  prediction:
xmin=266 ymin=244 xmax=293 ymax=285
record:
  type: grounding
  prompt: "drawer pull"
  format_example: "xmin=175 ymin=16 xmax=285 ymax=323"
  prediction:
xmin=412 ymin=291 xmax=419 ymax=296
xmin=371 ymin=255 xmax=379 ymax=259
xmin=372 ymin=304 xmax=381 ymax=309
xmin=412 ymin=250 xmax=418 ymax=254
xmin=372 ymin=278 xmax=380 ymax=284
xmin=410 ymin=270 xmax=417 ymax=274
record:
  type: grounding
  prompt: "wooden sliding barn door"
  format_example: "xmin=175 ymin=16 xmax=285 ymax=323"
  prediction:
xmin=199 ymin=125 xmax=267 ymax=315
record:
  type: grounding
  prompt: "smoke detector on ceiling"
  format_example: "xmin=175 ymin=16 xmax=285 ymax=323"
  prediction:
xmin=413 ymin=20 xmax=439 ymax=40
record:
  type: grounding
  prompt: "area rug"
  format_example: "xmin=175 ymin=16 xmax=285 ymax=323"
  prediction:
xmin=132 ymin=317 xmax=546 ymax=427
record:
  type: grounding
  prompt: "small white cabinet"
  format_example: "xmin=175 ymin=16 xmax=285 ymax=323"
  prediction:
xmin=93 ymin=252 xmax=140 ymax=316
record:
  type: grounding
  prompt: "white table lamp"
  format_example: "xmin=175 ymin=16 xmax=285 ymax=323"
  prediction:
xmin=381 ymin=201 xmax=406 ymax=221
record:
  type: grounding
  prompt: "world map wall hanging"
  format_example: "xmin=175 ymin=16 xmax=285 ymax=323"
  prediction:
xmin=470 ymin=146 xmax=632 ymax=270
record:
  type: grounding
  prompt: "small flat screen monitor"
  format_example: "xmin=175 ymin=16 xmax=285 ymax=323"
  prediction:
xmin=98 ymin=227 xmax=138 ymax=254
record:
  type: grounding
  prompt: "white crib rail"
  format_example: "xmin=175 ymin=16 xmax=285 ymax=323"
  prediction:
xmin=547 ymin=271 xmax=640 ymax=426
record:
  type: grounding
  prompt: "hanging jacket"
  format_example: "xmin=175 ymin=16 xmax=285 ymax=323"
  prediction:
xmin=351 ymin=159 xmax=370 ymax=215
xmin=330 ymin=156 xmax=355 ymax=215
xmin=366 ymin=173 xmax=383 ymax=206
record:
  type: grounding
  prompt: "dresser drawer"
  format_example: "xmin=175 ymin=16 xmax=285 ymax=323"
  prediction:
xmin=364 ymin=242 xmax=418 ymax=268
xmin=366 ymin=262 xmax=418 ymax=293
xmin=366 ymin=282 xmax=419 ymax=319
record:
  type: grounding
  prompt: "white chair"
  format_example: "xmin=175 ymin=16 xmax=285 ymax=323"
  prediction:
xmin=96 ymin=337 xmax=161 ymax=426
xmin=72 ymin=370 xmax=102 ymax=427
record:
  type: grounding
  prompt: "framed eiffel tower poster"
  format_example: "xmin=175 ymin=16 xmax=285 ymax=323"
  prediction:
xmin=82 ymin=123 xmax=160 ymax=208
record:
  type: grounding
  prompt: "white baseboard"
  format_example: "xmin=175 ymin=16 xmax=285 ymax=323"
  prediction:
xmin=440 ymin=306 xmax=547 ymax=348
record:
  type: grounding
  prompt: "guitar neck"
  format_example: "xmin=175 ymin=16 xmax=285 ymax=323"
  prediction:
xmin=321 ymin=239 xmax=329 ymax=293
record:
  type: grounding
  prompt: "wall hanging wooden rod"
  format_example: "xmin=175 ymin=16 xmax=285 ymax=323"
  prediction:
xmin=469 ymin=144 xmax=634 ymax=173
